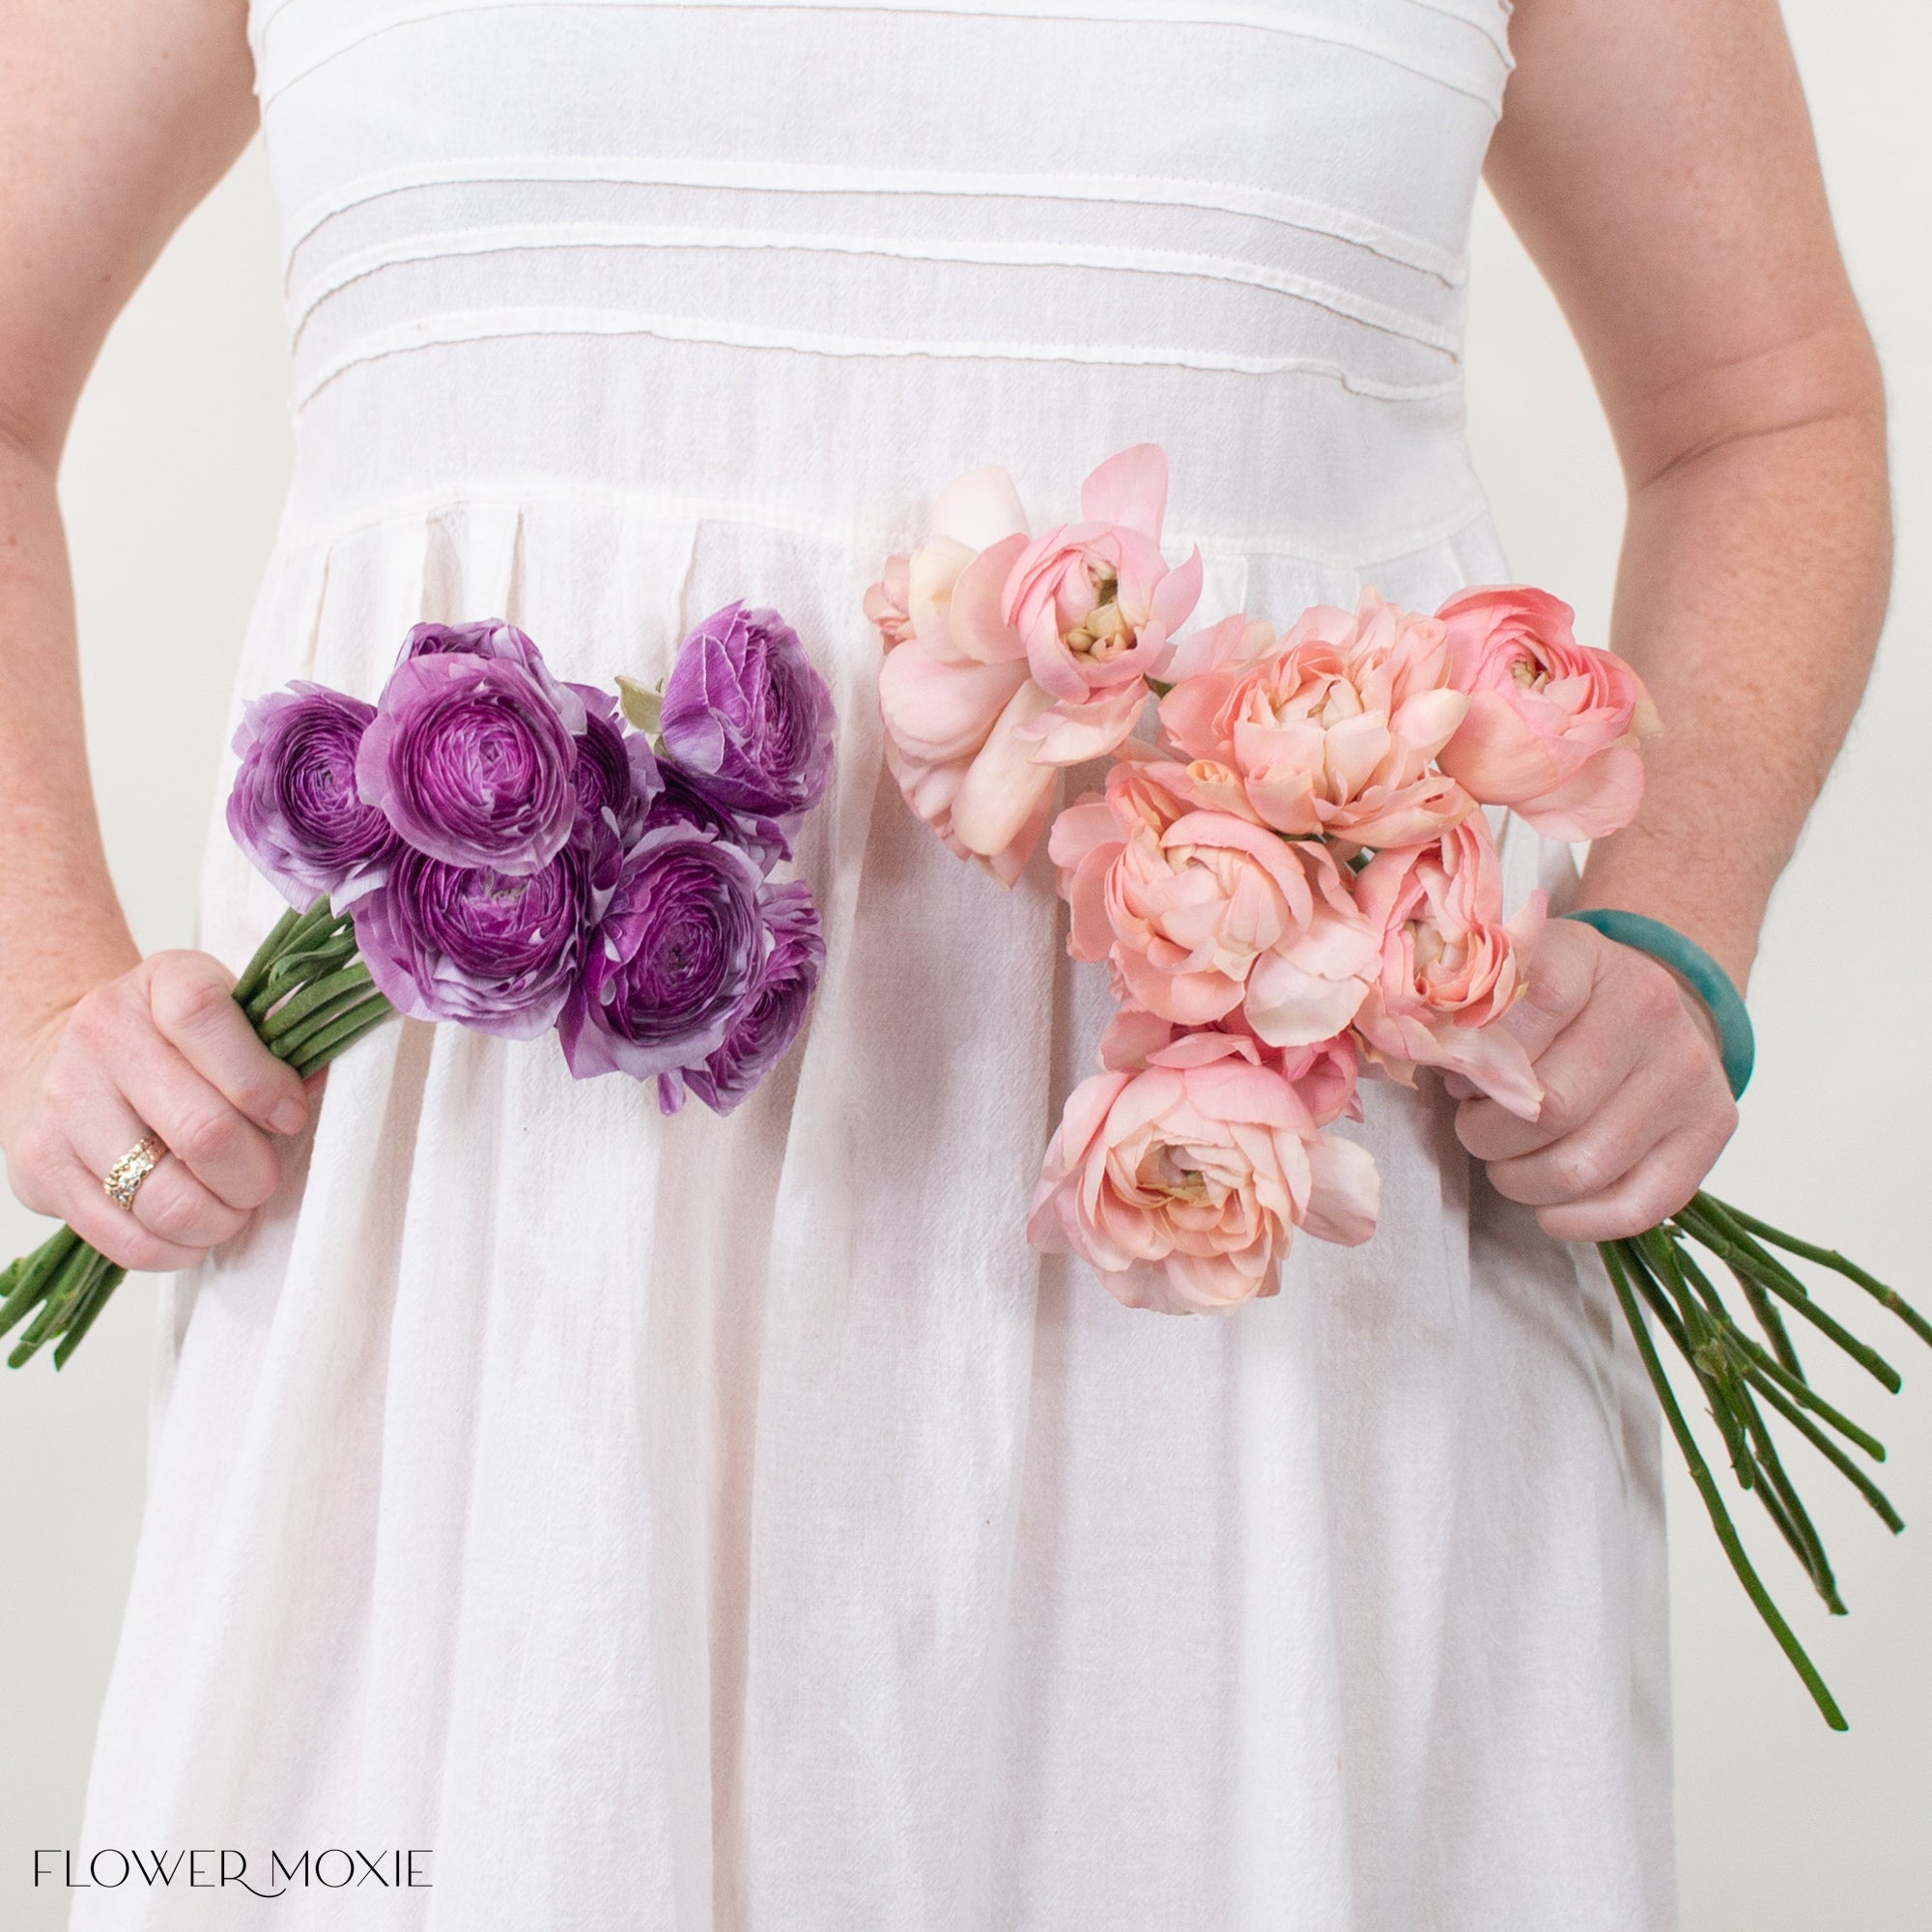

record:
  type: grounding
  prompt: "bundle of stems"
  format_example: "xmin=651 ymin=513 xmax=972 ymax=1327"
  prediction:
xmin=1603 ymin=1196 xmax=1931 ymax=1728
xmin=0 ymin=898 xmax=392 ymax=1370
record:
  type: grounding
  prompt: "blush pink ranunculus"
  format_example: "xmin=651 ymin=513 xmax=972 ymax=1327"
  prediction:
xmin=1434 ymin=585 xmax=1659 ymax=840
xmin=1163 ymin=610 xmax=1280 ymax=684
xmin=1351 ymin=814 xmax=1548 ymax=1118
xmin=991 ymin=442 xmax=1205 ymax=767
xmin=1050 ymin=760 xmax=1378 ymax=1046
xmin=867 ymin=464 xmax=1058 ymax=884
xmin=861 ymin=552 xmax=916 ymax=650
xmin=1157 ymin=587 xmax=1474 ymax=850
xmin=1096 ymin=1008 xmax=1362 ymax=1126
xmin=1026 ymin=1031 xmax=1380 ymax=1315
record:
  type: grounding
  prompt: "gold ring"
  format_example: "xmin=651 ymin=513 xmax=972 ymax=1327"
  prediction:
xmin=102 ymin=1133 xmax=167 ymax=1211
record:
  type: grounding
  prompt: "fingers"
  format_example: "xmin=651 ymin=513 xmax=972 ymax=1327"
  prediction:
xmin=3 ymin=951 xmax=309 ymax=1271
xmin=1455 ymin=970 xmax=1656 ymax=1163
xmin=40 ymin=1149 xmax=208 ymax=1274
xmin=1469 ymin=945 xmax=1737 ymax=1240
xmin=57 ymin=1072 xmax=253 ymax=1255
xmin=148 ymin=952 xmax=309 ymax=1137
xmin=106 ymin=1023 xmax=283 ymax=1214
xmin=1481 ymin=1054 xmax=1688 ymax=1208
xmin=1535 ymin=1129 xmax=1730 ymax=1245
xmin=1493 ymin=917 xmax=1600 ymax=1064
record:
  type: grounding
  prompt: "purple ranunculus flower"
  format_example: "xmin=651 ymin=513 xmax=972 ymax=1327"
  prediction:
xmin=676 ymin=881 xmax=825 ymax=1116
xmin=399 ymin=617 xmax=584 ymax=723
xmin=351 ymin=823 xmax=618 ymax=1040
xmin=357 ymin=651 xmax=585 ymax=874
xmin=567 ymin=683 xmax=663 ymax=846
xmin=658 ymin=602 xmax=835 ymax=821
xmin=401 ymin=619 xmax=542 ymax=666
xmin=648 ymin=758 xmax=788 ymax=874
xmin=227 ymin=682 xmax=398 ymax=907
xmin=558 ymin=824 xmax=767 ymax=1083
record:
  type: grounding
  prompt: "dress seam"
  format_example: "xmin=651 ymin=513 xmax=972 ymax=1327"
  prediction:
xmin=287 ymin=221 xmax=1464 ymax=358
xmin=266 ymin=475 xmax=1498 ymax=572
xmin=290 ymin=304 xmax=1464 ymax=412
xmin=281 ymin=157 xmax=1471 ymax=291
xmin=255 ymin=0 xmax=1508 ymax=114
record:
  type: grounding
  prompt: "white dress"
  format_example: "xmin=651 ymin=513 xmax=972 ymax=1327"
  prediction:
xmin=75 ymin=1 xmax=1674 ymax=1926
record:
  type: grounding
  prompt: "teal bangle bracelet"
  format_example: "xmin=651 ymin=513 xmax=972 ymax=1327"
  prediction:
xmin=1560 ymin=908 xmax=1755 ymax=1100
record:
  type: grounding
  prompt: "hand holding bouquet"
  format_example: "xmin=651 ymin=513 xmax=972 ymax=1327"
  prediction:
xmin=0 ymin=603 xmax=834 ymax=1368
xmin=870 ymin=442 xmax=1927 ymax=1728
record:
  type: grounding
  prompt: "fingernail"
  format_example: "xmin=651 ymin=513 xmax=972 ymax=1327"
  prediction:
xmin=272 ymin=1098 xmax=307 ymax=1135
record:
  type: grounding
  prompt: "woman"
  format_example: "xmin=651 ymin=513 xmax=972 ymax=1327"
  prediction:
xmin=0 ymin=0 xmax=1888 ymax=1924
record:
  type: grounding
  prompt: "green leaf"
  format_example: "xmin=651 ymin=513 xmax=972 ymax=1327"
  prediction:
xmin=615 ymin=675 xmax=664 ymax=736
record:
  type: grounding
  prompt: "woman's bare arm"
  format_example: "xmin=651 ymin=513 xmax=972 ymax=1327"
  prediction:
xmin=1457 ymin=0 xmax=1889 ymax=1238
xmin=0 ymin=0 xmax=310 ymax=1269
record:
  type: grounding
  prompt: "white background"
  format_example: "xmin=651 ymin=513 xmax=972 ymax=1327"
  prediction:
xmin=2 ymin=4 xmax=1927 ymax=1922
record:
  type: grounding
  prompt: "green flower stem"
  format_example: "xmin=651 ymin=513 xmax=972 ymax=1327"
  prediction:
xmin=9 ymin=1239 xmax=100 ymax=1364
xmin=229 ymin=902 xmax=305 ymax=1006
xmin=1683 ymin=1200 xmax=1901 ymax=1392
xmin=249 ymin=932 xmax=360 ymax=1021
xmin=1670 ymin=1219 xmax=1804 ymax=1381
xmin=1730 ymin=1244 xmax=1900 ymax=1393
xmin=288 ymin=995 xmax=395 ymax=1082
xmin=0 ymin=1227 xmax=82 ymax=1340
xmin=260 ymin=962 xmax=374 ymax=1045
xmin=1613 ymin=1238 xmax=1693 ymax=1351
xmin=240 ymin=900 xmax=338 ymax=999
xmin=1751 ymin=1374 xmax=1906 ymax=1535
xmin=1730 ymin=1335 xmax=1888 ymax=1463
xmin=1632 ymin=1232 xmax=1756 ymax=1486
xmin=1733 ymin=1381 xmax=1844 ymax=1612
xmin=1720 ymin=1204 xmax=1932 ymax=1352
xmin=1601 ymin=1240 xmax=1849 ymax=1730
xmin=50 ymin=1262 xmax=128 ymax=1370
xmin=269 ymin=982 xmax=379 ymax=1063
xmin=242 ymin=911 xmax=357 ymax=1024
xmin=1643 ymin=1229 xmax=1847 ymax=1606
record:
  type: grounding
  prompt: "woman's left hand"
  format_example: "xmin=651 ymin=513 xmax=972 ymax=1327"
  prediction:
xmin=1452 ymin=918 xmax=1739 ymax=1242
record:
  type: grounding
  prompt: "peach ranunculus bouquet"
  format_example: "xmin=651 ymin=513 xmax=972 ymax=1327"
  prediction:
xmin=868 ymin=443 xmax=1931 ymax=1731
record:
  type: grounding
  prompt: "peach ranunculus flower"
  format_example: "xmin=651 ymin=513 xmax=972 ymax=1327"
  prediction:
xmin=1026 ymin=1029 xmax=1380 ymax=1315
xmin=1049 ymin=759 xmax=1379 ymax=1048
xmin=994 ymin=442 xmax=1205 ymax=768
xmin=1434 ymin=585 xmax=1659 ymax=840
xmin=867 ymin=463 xmax=1054 ymax=884
xmin=1351 ymin=814 xmax=1548 ymax=1119
xmin=1157 ymin=587 xmax=1475 ymax=851
xmin=867 ymin=444 xmax=1205 ymax=884
xmin=1096 ymin=1007 xmax=1362 ymax=1127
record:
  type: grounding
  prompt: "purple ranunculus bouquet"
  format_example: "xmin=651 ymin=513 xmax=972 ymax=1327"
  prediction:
xmin=0 ymin=604 xmax=834 ymax=1368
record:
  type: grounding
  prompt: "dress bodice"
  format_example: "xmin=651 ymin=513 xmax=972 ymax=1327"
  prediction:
xmin=250 ymin=0 xmax=1512 ymax=562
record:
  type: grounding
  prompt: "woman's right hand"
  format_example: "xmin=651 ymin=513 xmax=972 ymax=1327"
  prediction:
xmin=0 ymin=950 xmax=312 ymax=1273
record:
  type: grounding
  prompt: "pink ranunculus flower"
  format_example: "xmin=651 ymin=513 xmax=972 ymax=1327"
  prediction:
xmin=1026 ymin=1031 xmax=1380 ymax=1316
xmin=867 ymin=464 xmax=1057 ymax=884
xmin=1157 ymin=587 xmax=1475 ymax=851
xmin=861 ymin=553 xmax=915 ymax=650
xmin=994 ymin=442 xmax=1205 ymax=768
xmin=1050 ymin=761 xmax=1378 ymax=1047
xmin=1097 ymin=1008 xmax=1363 ymax=1126
xmin=1351 ymin=814 xmax=1548 ymax=1119
xmin=1434 ymin=585 xmax=1660 ymax=840
xmin=1163 ymin=611 xmax=1279 ymax=685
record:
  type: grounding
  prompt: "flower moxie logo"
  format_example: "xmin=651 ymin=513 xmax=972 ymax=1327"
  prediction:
xmin=34 ymin=1847 xmax=433 ymax=1897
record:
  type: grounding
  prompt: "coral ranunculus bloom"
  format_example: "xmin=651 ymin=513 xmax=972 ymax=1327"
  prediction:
xmin=1434 ymin=584 xmax=1657 ymax=840
xmin=1026 ymin=1036 xmax=1379 ymax=1316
